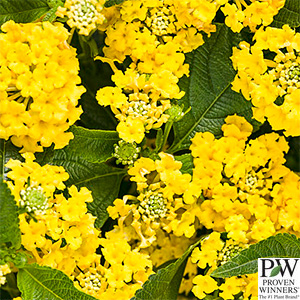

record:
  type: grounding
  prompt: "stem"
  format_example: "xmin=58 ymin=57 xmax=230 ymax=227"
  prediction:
xmin=158 ymin=120 xmax=173 ymax=152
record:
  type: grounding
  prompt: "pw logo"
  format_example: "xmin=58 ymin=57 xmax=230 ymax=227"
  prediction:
xmin=260 ymin=258 xmax=300 ymax=278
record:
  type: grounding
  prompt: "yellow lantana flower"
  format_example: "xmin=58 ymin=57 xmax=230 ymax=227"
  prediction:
xmin=221 ymin=0 xmax=285 ymax=32
xmin=5 ymin=156 xmax=100 ymax=276
xmin=231 ymin=25 xmax=300 ymax=136
xmin=0 ymin=21 xmax=85 ymax=152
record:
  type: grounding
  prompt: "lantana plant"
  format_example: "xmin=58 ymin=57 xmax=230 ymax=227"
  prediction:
xmin=0 ymin=0 xmax=299 ymax=299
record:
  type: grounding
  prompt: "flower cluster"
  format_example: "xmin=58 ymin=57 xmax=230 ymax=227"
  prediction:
xmin=6 ymin=154 xmax=100 ymax=276
xmin=56 ymin=0 xmax=106 ymax=36
xmin=95 ymin=0 xmax=225 ymax=143
xmin=221 ymin=0 xmax=285 ymax=32
xmin=231 ymin=25 xmax=300 ymax=136
xmin=185 ymin=115 xmax=299 ymax=244
xmin=75 ymin=229 xmax=153 ymax=299
xmin=96 ymin=64 xmax=184 ymax=143
xmin=108 ymin=152 xmax=192 ymax=248
xmin=0 ymin=21 xmax=85 ymax=152
xmin=102 ymin=0 xmax=220 ymax=64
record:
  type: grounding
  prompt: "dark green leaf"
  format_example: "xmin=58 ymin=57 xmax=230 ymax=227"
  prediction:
xmin=78 ymin=58 xmax=117 ymax=130
xmin=169 ymin=24 xmax=254 ymax=153
xmin=155 ymin=128 xmax=164 ymax=152
xmin=175 ymin=153 xmax=194 ymax=175
xmin=0 ymin=178 xmax=21 ymax=249
xmin=211 ymin=233 xmax=300 ymax=278
xmin=270 ymin=265 xmax=281 ymax=277
xmin=18 ymin=264 xmax=97 ymax=300
xmin=131 ymin=240 xmax=200 ymax=300
xmin=0 ymin=0 xmax=50 ymax=26
xmin=104 ymin=0 xmax=127 ymax=7
xmin=38 ymin=148 xmax=125 ymax=228
xmin=272 ymin=0 xmax=300 ymax=28
xmin=66 ymin=126 xmax=119 ymax=163
xmin=0 ymin=139 xmax=23 ymax=179
xmin=79 ymin=91 xmax=117 ymax=130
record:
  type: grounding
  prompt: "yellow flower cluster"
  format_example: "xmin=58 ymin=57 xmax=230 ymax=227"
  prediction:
xmin=0 ymin=21 xmax=85 ymax=153
xmin=96 ymin=0 xmax=224 ymax=143
xmin=221 ymin=0 xmax=285 ymax=32
xmin=191 ymin=232 xmax=258 ymax=299
xmin=231 ymin=25 xmax=300 ymax=136
xmin=75 ymin=229 xmax=152 ymax=299
xmin=96 ymin=64 xmax=184 ymax=143
xmin=56 ymin=0 xmax=106 ymax=36
xmin=186 ymin=115 xmax=299 ymax=244
xmin=6 ymin=154 xmax=100 ymax=276
xmin=102 ymin=0 xmax=221 ymax=64
xmin=107 ymin=152 xmax=192 ymax=248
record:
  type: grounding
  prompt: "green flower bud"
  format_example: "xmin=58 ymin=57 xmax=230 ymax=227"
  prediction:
xmin=166 ymin=104 xmax=191 ymax=122
xmin=19 ymin=186 xmax=48 ymax=214
xmin=11 ymin=252 xmax=28 ymax=268
xmin=140 ymin=192 xmax=167 ymax=219
xmin=113 ymin=140 xmax=141 ymax=166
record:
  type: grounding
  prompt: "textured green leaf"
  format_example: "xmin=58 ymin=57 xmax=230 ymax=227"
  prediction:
xmin=169 ymin=24 xmax=253 ymax=153
xmin=0 ymin=178 xmax=21 ymax=249
xmin=104 ymin=0 xmax=127 ymax=7
xmin=131 ymin=240 xmax=200 ymax=300
xmin=155 ymin=128 xmax=164 ymax=152
xmin=272 ymin=0 xmax=300 ymax=28
xmin=175 ymin=153 xmax=194 ymax=175
xmin=66 ymin=126 xmax=119 ymax=163
xmin=18 ymin=264 xmax=96 ymax=300
xmin=270 ymin=265 xmax=281 ymax=277
xmin=38 ymin=148 xmax=125 ymax=228
xmin=0 ymin=0 xmax=50 ymax=26
xmin=211 ymin=233 xmax=300 ymax=278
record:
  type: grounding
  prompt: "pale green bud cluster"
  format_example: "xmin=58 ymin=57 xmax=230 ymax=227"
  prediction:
xmin=19 ymin=186 xmax=48 ymax=214
xmin=141 ymin=192 xmax=167 ymax=219
xmin=113 ymin=140 xmax=140 ymax=166
xmin=219 ymin=243 xmax=245 ymax=265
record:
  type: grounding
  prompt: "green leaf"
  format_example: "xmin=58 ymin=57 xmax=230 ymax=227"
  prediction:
xmin=175 ymin=153 xmax=194 ymax=175
xmin=0 ymin=139 xmax=22 ymax=179
xmin=0 ymin=178 xmax=21 ymax=249
xmin=272 ymin=0 xmax=300 ymax=28
xmin=18 ymin=264 xmax=97 ymax=300
xmin=66 ymin=126 xmax=119 ymax=163
xmin=0 ymin=0 xmax=50 ymax=26
xmin=155 ymin=128 xmax=164 ymax=152
xmin=270 ymin=265 xmax=281 ymax=277
xmin=104 ymin=0 xmax=127 ymax=7
xmin=78 ymin=58 xmax=117 ymax=130
xmin=38 ymin=147 xmax=126 ymax=228
xmin=131 ymin=240 xmax=200 ymax=300
xmin=169 ymin=24 xmax=253 ymax=153
xmin=211 ymin=233 xmax=300 ymax=278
